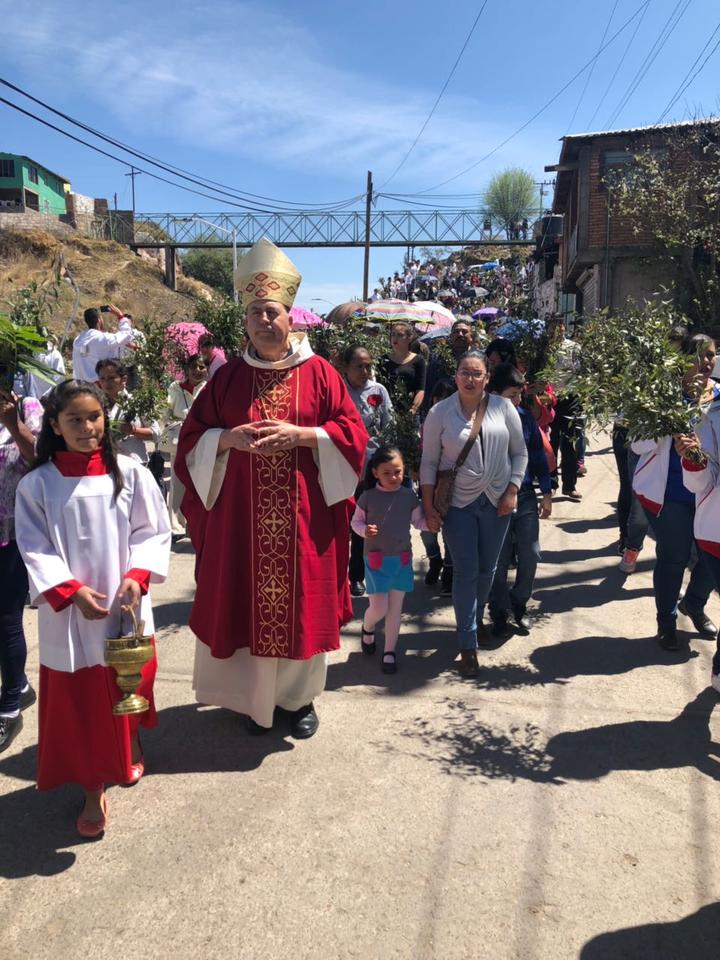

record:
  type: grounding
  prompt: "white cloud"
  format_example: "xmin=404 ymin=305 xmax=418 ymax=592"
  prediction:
xmin=3 ymin=0 xmax=557 ymax=191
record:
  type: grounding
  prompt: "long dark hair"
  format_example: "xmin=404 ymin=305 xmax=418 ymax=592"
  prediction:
xmin=34 ymin=380 xmax=124 ymax=500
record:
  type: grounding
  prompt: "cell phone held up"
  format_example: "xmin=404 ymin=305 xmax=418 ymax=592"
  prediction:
xmin=100 ymin=305 xmax=111 ymax=313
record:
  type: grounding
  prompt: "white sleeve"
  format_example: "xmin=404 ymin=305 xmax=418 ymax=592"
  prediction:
xmin=419 ymin=406 xmax=442 ymax=487
xmin=682 ymin=415 xmax=720 ymax=494
xmin=185 ymin=429 xmax=230 ymax=509
xmin=350 ymin=504 xmax=368 ymax=537
xmin=506 ymin=403 xmax=529 ymax=489
xmin=631 ymin=439 xmax=659 ymax=455
xmin=127 ymin=465 xmax=172 ymax=581
xmin=15 ymin=476 xmax=75 ymax=600
xmin=313 ymin=427 xmax=359 ymax=506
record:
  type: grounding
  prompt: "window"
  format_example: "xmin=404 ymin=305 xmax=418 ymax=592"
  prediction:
xmin=0 ymin=158 xmax=15 ymax=178
xmin=28 ymin=165 xmax=38 ymax=184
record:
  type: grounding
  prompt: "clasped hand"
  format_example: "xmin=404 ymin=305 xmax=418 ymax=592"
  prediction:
xmin=673 ymin=433 xmax=700 ymax=458
xmin=222 ymin=420 xmax=301 ymax=454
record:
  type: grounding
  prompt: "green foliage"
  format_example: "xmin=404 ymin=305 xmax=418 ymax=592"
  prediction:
xmin=307 ymin=319 xmax=390 ymax=366
xmin=182 ymin=249 xmax=234 ymax=298
xmin=3 ymin=275 xmax=61 ymax=333
xmin=608 ymin=125 xmax=720 ymax=333
xmin=484 ymin=168 xmax=537 ymax=238
xmin=116 ymin=318 xmax=183 ymax=424
xmin=572 ymin=301 xmax=702 ymax=441
xmin=0 ymin=314 xmax=55 ymax=390
xmin=194 ymin=298 xmax=246 ymax=358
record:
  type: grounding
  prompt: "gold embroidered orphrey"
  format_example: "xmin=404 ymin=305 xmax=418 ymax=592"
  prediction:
xmin=250 ymin=367 xmax=299 ymax=657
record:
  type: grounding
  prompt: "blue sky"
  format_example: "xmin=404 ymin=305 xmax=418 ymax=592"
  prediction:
xmin=2 ymin=0 xmax=720 ymax=308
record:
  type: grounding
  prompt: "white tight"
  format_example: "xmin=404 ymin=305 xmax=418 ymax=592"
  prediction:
xmin=362 ymin=590 xmax=406 ymax=654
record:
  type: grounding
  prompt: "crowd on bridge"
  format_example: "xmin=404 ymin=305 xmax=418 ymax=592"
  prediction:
xmin=1 ymin=238 xmax=719 ymax=842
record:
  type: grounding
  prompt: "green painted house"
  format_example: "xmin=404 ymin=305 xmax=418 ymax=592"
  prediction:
xmin=0 ymin=153 xmax=70 ymax=215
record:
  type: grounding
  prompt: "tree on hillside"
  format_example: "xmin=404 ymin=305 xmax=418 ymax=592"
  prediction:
xmin=484 ymin=168 xmax=537 ymax=240
xmin=182 ymin=249 xmax=234 ymax=298
xmin=607 ymin=124 xmax=720 ymax=332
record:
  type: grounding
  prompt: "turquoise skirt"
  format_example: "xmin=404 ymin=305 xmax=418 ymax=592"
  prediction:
xmin=365 ymin=553 xmax=414 ymax=594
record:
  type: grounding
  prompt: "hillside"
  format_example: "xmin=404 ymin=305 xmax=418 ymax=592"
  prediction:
xmin=0 ymin=227 xmax=214 ymax=339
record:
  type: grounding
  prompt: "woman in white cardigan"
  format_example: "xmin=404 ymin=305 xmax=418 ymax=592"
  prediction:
xmin=420 ymin=350 xmax=527 ymax=678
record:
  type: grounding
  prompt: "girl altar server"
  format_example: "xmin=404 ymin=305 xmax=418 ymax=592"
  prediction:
xmin=15 ymin=380 xmax=171 ymax=838
xmin=351 ymin=445 xmax=427 ymax=674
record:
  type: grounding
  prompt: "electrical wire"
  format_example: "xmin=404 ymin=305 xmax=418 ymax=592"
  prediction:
xmin=656 ymin=21 xmax=720 ymax=122
xmin=0 ymin=94 xmax=364 ymax=214
xmin=603 ymin=0 xmax=692 ymax=129
xmin=584 ymin=0 xmax=652 ymax=131
xmin=566 ymin=0 xmax=620 ymax=134
xmin=0 ymin=77 xmax=365 ymax=212
xmin=377 ymin=1 xmax=490 ymax=189
xmin=412 ymin=0 xmax=651 ymax=194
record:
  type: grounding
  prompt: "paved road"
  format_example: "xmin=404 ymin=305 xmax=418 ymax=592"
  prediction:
xmin=2 ymin=438 xmax=719 ymax=959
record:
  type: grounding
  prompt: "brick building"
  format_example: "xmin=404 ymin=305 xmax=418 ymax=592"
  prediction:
xmin=544 ymin=118 xmax=718 ymax=317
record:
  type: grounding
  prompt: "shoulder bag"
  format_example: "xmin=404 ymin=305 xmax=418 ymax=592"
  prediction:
xmin=433 ymin=396 xmax=487 ymax=519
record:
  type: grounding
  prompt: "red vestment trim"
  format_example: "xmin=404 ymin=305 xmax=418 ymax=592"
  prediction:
xmin=37 ymin=641 xmax=157 ymax=791
xmin=53 ymin=449 xmax=107 ymax=476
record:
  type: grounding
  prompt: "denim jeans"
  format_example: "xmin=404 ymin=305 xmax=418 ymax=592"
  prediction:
xmin=698 ymin=549 xmax=720 ymax=674
xmin=489 ymin=487 xmax=541 ymax=619
xmin=442 ymin=492 xmax=512 ymax=649
xmin=613 ymin=427 xmax=648 ymax=551
xmin=0 ymin=540 xmax=29 ymax=716
xmin=644 ymin=500 xmax=715 ymax=630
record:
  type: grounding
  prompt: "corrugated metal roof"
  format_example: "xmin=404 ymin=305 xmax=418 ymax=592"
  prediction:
xmin=562 ymin=116 xmax=720 ymax=141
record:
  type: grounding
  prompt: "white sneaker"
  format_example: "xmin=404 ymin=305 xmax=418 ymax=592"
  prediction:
xmin=711 ymin=674 xmax=720 ymax=695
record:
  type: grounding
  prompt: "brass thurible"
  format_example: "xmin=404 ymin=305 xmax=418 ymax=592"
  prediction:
xmin=105 ymin=604 xmax=154 ymax=716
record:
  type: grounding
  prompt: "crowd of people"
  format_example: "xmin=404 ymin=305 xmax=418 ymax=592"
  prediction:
xmin=0 ymin=238 xmax=719 ymax=844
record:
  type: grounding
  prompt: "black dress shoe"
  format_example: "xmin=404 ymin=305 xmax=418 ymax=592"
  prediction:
xmin=289 ymin=703 xmax=319 ymax=739
xmin=19 ymin=685 xmax=37 ymax=711
xmin=350 ymin=580 xmax=366 ymax=597
xmin=657 ymin=624 xmax=681 ymax=651
xmin=677 ymin=601 xmax=718 ymax=638
xmin=491 ymin=618 xmax=511 ymax=639
xmin=0 ymin=714 xmax=23 ymax=753
xmin=246 ymin=717 xmax=272 ymax=735
xmin=512 ymin=607 xmax=531 ymax=633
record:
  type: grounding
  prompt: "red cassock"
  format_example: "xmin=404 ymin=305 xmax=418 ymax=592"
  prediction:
xmin=175 ymin=353 xmax=367 ymax=661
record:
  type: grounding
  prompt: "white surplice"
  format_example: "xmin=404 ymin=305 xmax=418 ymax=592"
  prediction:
xmin=15 ymin=455 xmax=172 ymax=672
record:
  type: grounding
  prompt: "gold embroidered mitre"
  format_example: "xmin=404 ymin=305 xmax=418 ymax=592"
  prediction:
xmin=234 ymin=238 xmax=302 ymax=309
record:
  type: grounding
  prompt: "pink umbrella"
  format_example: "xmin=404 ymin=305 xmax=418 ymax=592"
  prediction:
xmin=166 ymin=322 xmax=226 ymax=379
xmin=291 ymin=306 xmax=326 ymax=329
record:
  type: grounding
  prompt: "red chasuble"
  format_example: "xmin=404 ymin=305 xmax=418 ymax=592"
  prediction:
xmin=175 ymin=353 xmax=367 ymax=661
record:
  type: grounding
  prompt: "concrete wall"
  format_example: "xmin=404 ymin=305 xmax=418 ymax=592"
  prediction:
xmin=0 ymin=209 xmax=74 ymax=236
xmin=610 ymin=256 xmax=675 ymax=312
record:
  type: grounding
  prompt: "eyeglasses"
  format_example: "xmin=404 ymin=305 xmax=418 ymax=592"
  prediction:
xmin=457 ymin=370 xmax=486 ymax=380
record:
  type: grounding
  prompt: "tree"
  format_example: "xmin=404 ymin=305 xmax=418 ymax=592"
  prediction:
xmin=484 ymin=168 xmax=537 ymax=239
xmin=182 ymin=249 xmax=234 ymax=298
xmin=608 ymin=123 xmax=720 ymax=334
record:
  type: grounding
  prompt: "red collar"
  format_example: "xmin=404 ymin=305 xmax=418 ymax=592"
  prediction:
xmin=53 ymin=449 xmax=109 ymax=477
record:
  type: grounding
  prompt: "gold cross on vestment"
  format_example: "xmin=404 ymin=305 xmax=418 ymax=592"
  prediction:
xmin=262 ymin=577 xmax=286 ymax=605
xmin=262 ymin=511 xmax=286 ymax=536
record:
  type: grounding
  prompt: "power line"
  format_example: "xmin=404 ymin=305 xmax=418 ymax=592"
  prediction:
xmin=566 ymin=0 xmax=620 ymax=134
xmin=604 ymin=0 xmax=692 ymax=129
xmin=0 ymin=94 xmax=364 ymax=214
xmin=656 ymin=21 xmax=720 ymax=122
xmin=0 ymin=77 xmax=364 ymax=212
xmin=584 ymin=0 xmax=652 ymax=131
xmin=377 ymin=1 xmax=490 ymax=189
xmin=413 ymin=0 xmax=651 ymax=194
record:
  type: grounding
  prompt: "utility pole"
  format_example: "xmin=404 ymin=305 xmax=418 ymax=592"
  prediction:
xmin=125 ymin=167 xmax=141 ymax=218
xmin=362 ymin=171 xmax=373 ymax=302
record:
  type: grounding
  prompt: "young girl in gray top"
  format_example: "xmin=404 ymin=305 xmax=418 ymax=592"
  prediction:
xmin=351 ymin=446 xmax=427 ymax=674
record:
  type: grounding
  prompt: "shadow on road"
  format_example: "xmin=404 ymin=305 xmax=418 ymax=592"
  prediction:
xmin=579 ymin=902 xmax=720 ymax=959
xmin=0 ymin=703 xmax=292 ymax=880
xmin=385 ymin=688 xmax=720 ymax=785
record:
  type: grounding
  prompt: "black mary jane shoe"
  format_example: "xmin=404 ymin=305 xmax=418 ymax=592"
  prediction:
xmin=246 ymin=716 xmax=272 ymax=735
xmin=381 ymin=651 xmax=397 ymax=675
xmin=350 ymin=580 xmax=366 ymax=597
xmin=361 ymin=627 xmax=376 ymax=655
xmin=289 ymin=703 xmax=319 ymax=740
